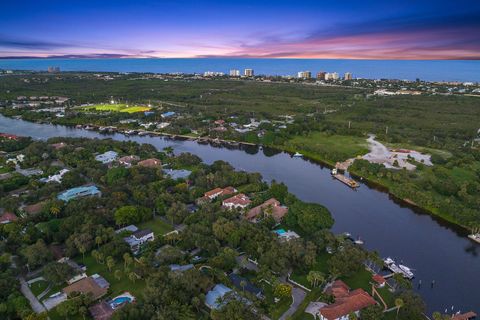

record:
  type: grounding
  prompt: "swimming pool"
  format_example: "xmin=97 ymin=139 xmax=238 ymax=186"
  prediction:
xmin=274 ymin=229 xmax=286 ymax=235
xmin=109 ymin=293 xmax=135 ymax=309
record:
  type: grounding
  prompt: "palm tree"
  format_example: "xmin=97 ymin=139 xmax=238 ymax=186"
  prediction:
xmin=128 ymin=272 xmax=137 ymax=283
xmin=240 ymin=280 xmax=247 ymax=293
xmin=114 ymin=269 xmax=122 ymax=281
xmin=123 ymin=253 xmax=132 ymax=269
xmin=395 ymin=298 xmax=404 ymax=319
xmin=95 ymin=236 xmax=103 ymax=249
xmin=106 ymin=256 xmax=115 ymax=272
xmin=91 ymin=250 xmax=99 ymax=263
xmin=50 ymin=204 xmax=61 ymax=217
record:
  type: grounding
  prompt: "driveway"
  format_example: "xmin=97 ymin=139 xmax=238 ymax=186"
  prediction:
xmin=18 ymin=277 xmax=47 ymax=314
xmin=279 ymin=286 xmax=307 ymax=320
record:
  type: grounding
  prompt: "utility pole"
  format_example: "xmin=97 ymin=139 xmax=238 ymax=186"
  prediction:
xmin=348 ymin=121 xmax=351 ymax=129
xmin=385 ymin=126 xmax=388 ymax=135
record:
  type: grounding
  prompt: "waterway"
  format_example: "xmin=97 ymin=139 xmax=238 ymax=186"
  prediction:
xmin=0 ymin=115 xmax=478 ymax=314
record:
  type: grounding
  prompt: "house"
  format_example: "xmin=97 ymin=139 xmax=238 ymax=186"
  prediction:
xmin=137 ymin=158 xmax=162 ymax=168
xmin=274 ymin=229 xmax=300 ymax=241
xmin=214 ymin=119 xmax=225 ymax=125
xmin=204 ymin=186 xmax=237 ymax=200
xmin=372 ymin=274 xmax=386 ymax=288
xmin=57 ymin=185 xmax=101 ymax=201
xmin=318 ymin=280 xmax=377 ymax=320
xmin=161 ymin=111 xmax=176 ymax=118
xmin=95 ymin=151 xmax=118 ymax=164
xmin=169 ymin=264 xmax=194 ymax=272
xmin=246 ymin=198 xmax=288 ymax=223
xmin=0 ymin=133 xmax=19 ymax=140
xmin=165 ymin=169 xmax=192 ymax=180
xmin=40 ymin=169 xmax=69 ymax=183
xmin=228 ymin=273 xmax=263 ymax=299
xmin=22 ymin=201 xmax=45 ymax=215
xmin=222 ymin=194 xmax=251 ymax=210
xmin=63 ymin=274 xmax=110 ymax=301
xmin=0 ymin=211 xmax=18 ymax=224
xmin=50 ymin=142 xmax=67 ymax=150
xmin=118 ymin=155 xmax=140 ymax=167
xmin=124 ymin=229 xmax=155 ymax=254
xmin=205 ymin=284 xmax=233 ymax=309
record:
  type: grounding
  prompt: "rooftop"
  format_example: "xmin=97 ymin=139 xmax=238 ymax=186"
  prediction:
xmin=205 ymin=284 xmax=232 ymax=310
xmin=137 ymin=158 xmax=162 ymax=168
xmin=63 ymin=276 xmax=109 ymax=300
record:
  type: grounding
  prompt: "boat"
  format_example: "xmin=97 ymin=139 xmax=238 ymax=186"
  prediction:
xmin=383 ymin=257 xmax=395 ymax=266
xmin=468 ymin=233 xmax=480 ymax=244
xmin=331 ymin=172 xmax=360 ymax=188
xmin=354 ymin=237 xmax=364 ymax=245
xmin=293 ymin=152 xmax=303 ymax=157
xmin=331 ymin=168 xmax=338 ymax=175
xmin=398 ymin=264 xmax=415 ymax=279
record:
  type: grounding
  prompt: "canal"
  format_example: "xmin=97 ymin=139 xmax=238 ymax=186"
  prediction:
xmin=1 ymin=115 xmax=478 ymax=314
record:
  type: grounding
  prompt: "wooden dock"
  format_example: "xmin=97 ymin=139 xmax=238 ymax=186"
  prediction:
xmin=332 ymin=173 xmax=360 ymax=188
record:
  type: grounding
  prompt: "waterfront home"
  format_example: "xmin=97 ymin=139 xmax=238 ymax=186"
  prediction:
xmin=118 ymin=155 xmax=140 ymax=167
xmin=274 ymin=229 xmax=300 ymax=241
xmin=228 ymin=273 xmax=263 ymax=299
xmin=203 ymin=186 xmax=237 ymax=200
xmin=246 ymin=198 xmax=288 ymax=223
xmin=372 ymin=274 xmax=386 ymax=288
xmin=318 ymin=280 xmax=377 ymax=320
xmin=205 ymin=284 xmax=233 ymax=309
xmin=0 ymin=133 xmax=20 ymax=140
xmin=222 ymin=193 xmax=251 ymax=210
xmin=0 ymin=211 xmax=18 ymax=224
xmin=124 ymin=228 xmax=154 ymax=254
xmin=95 ymin=151 xmax=118 ymax=164
xmin=63 ymin=274 xmax=110 ymax=301
xmin=137 ymin=158 xmax=162 ymax=168
xmin=57 ymin=185 xmax=101 ymax=201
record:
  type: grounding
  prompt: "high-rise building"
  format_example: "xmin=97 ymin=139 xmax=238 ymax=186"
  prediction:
xmin=297 ymin=71 xmax=311 ymax=79
xmin=244 ymin=68 xmax=254 ymax=77
xmin=48 ymin=66 xmax=60 ymax=73
xmin=229 ymin=69 xmax=240 ymax=77
xmin=344 ymin=72 xmax=352 ymax=80
xmin=316 ymin=71 xmax=326 ymax=80
xmin=325 ymin=72 xmax=339 ymax=81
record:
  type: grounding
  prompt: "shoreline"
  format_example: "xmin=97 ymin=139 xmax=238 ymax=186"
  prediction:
xmin=1 ymin=114 xmax=472 ymax=234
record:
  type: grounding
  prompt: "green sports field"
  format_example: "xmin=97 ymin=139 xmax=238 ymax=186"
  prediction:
xmin=82 ymin=104 xmax=151 ymax=113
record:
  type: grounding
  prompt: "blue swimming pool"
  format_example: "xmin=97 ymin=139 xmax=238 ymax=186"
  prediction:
xmin=274 ymin=229 xmax=286 ymax=235
xmin=109 ymin=296 xmax=132 ymax=308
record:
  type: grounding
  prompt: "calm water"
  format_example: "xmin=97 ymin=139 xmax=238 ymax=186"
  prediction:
xmin=1 ymin=58 xmax=480 ymax=82
xmin=0 ymin=115 xmax=478 ymax=314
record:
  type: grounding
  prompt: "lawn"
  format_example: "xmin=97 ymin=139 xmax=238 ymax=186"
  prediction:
xmin=282 ymin=132 xmax=369 ymax=164
xmin=290 ymin=252 xmax=330 ymax=289
xmin=82 ymin=103 xmax=151 ymax=113
xmin=29 ymin=279 xmax=49 ymax=297
xmin=138 ymin=217 xmax=174 ymax=236
xmin=261 ymin=282 xmax=292 ymax=320
xmin=75 ymin=253 xmax=146 ymax=299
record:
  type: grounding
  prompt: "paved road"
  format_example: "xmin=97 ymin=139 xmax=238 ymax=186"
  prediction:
xmin=279 ymin=286 xmax=307 ymax=320
xmin=18 ymin=277 xmax=47 ymax=314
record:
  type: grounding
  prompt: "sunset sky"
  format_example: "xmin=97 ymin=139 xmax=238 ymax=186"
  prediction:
xmin=1 ymin=0 xmax=479 ymax=59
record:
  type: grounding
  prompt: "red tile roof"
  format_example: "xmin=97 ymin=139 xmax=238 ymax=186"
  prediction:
xmin=320 ymin=288 xmax=377 ymax=320
xmin=0 ymin=212 xmax=18 ymax=223
xmin=63 ymin=277 xmax=108 ymax=300
xmin=137 ymin=158 xmax=162 ymax=168
xmin=204 ymin=186 xmax=236 ymax=199
xmin=222 ymin=193 xmax=251 ymax=208
xmin=372 ymin=274 xmax=386 ymax=284
xmin=246 ymin=198 xmax=288 ymax=222
xmin=325 ymin=280 xmax=350 ymax=298
xmin=452 ymin=312 xmax=477 ymax=320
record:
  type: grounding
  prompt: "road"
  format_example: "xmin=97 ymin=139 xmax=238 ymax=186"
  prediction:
xmin=279 ymin=286 xmax=307 ymax=320
xmin=18 ymin=277 xmax=46 ymax=314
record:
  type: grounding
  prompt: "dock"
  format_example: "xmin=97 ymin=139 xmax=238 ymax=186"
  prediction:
xmin=332 ymin=173 xmax=360 ymax=188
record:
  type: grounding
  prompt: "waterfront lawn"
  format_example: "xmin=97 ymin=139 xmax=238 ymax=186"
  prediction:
xmin=75 ymin=253 xmax=146 ymax=298
xmin=282 ymin=132 xmax=368 ymax=164
xmin=138 ymin=217 xmax=174 ymax=237
xmin=290 ymin=251 xmax=330 ymax=289
xmin=29 ymin=279 xmax=49 ymax=297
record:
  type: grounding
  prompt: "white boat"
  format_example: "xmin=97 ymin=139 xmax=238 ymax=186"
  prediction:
xmin=384 ymin=257 xmax=395 ymax=266
xmin=331 ymin=168 xmax=338 ymax=175
xmin=468 ymin=233 xmax=480 ymax=244
xmin=354 ymin=237 xmax=364 ymax=245
xmin=399 ymin=264 xmax=415 ymax=279
xmin=293 ymin=152 xmax=303 ymax=157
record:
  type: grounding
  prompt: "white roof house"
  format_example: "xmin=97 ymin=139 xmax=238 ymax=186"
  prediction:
xmin=95 ymin=151 xmax=118 ymax=164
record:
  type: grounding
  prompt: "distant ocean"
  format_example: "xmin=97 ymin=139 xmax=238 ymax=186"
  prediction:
xmin=0 ymin=58 xmax=479 ymax=82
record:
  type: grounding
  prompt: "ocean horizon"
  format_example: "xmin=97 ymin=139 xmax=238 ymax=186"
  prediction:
xmin=0 ymin=58 xmax=479 ymax=82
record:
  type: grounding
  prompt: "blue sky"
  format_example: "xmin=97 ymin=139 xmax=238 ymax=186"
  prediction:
xmin=1 ymin=0 xmax=479 ymax=59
